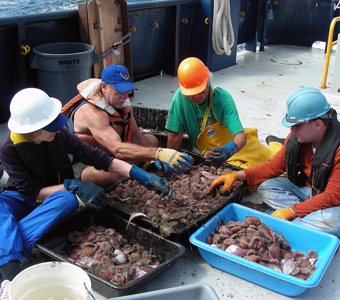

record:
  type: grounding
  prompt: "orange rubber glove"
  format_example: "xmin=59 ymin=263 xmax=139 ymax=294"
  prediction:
xmin=209 ymin=171 xmax=241 ymax=194
xmin=271 ymin=207 xmax=296 ymax=220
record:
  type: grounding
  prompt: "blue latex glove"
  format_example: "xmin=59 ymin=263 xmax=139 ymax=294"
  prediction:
xmin=129 ymin=165 xmax=172 ymax=195
xmin=153 ymin=160 xmax=173 ymax=175
xmin=209 ymin=141 xmax=238 ymax=164
xmin=63 ymin=179 xmax=107 ymax=211
xmin=173 ymin=155 xmax=193 ymax=174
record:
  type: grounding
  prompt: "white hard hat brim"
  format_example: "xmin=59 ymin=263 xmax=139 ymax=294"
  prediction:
xmin=8 ymin=97 xmax=61 ymax=134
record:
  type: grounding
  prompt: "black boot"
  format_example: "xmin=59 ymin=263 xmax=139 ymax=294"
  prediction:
xmin=265 ymin=135 xmax=285 ymax=146
xmin=1 ymin=261 xmax=20 ymax=280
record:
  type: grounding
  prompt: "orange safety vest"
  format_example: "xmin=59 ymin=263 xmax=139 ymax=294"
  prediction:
xmin=61 ymin=79 xmax=133 ymax=156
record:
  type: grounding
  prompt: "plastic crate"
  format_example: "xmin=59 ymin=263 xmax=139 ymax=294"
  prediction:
xmin=35 ymin=209 xmax=185 ymax=298
xmin=105 ymin=151 xmax=246 ymax=246
xmin=189 ymin=203 xmax=340 ymax=296
xmin=110 ymin=283 xmax=220 ymax=300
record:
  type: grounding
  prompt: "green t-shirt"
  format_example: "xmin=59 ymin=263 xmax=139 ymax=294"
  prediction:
xmin=165 ymin=86 xmax=244 ymax=148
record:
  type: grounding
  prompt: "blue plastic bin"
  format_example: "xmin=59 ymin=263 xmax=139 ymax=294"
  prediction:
xmin=189 ymin=203 xmax=340 ymax=296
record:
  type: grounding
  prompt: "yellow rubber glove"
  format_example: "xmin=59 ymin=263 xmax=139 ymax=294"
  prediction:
xmin=155 ymin=148 xmax=193 ymax=173
xmin=209 ymin=171 xmax=241 ymax=194
xmin=271 ymin=207 xmax=296 ymax=220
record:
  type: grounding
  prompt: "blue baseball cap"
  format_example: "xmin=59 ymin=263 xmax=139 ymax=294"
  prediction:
xmin=43 ymin=113 xmax=69 ymax=132
xmin=101 ymin=65 xmax=137 ymax=93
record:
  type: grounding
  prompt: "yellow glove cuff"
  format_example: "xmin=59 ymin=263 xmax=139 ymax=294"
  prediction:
xmin=271 ymin=207 xmax=296 ymax=220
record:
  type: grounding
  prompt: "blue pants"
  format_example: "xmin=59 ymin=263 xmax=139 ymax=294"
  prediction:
xmin=257 ymin=177 xmax=340 ymax=236
xmin=0 ymin=190 xmax=78 ymax=267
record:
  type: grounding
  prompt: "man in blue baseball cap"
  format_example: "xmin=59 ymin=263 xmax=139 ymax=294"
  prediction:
xmin=61 ymin=64 xmax=193 ymax=182
xmin=101 ymin=64 xmax=137 ymax=93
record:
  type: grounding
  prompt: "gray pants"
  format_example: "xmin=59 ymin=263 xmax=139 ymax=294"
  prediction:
xmin=257 ymin=177 xmax=340 ymax=237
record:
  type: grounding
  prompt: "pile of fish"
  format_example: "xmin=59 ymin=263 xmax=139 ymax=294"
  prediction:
xmin=64 ymin=225 xmax=160 ymax=285
xmin=106 ymin=164 xmax=243 ymax=237
xmin=207 ymin=216 xmax=318 ymax=280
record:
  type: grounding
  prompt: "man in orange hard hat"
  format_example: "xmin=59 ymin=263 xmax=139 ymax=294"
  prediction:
xmin=165 ymin=57 xmax=281 ymax=169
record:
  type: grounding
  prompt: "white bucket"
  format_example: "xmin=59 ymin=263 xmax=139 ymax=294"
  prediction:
xmin=9 ymin=261 xmax=92 ymax=300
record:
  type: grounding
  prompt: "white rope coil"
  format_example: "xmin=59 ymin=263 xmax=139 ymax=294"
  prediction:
xmin=212 ymin=0 xmax=235 ymax=56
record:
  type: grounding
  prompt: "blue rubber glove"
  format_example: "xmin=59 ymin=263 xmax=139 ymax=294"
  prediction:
xmin=63 ymin=179 xmax=107 ymax=211
xmin=129 ymin=165 xmax=172 ymax=195
xmin=209 ymin=141 xmax=238 ymax=164
xmin=173 ymin=155 xmax=193 ymax=174
xmin=153 ymin=160 xmax=173 ymax=175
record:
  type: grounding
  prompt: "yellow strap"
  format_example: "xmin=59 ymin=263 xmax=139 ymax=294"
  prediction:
xmin=200 ymin=102 xmax=211 ymax=131
xmin=10 ymin=132 xmax=29 ymax=144
xmin=199 ymin=86 xmax=215 ymax=132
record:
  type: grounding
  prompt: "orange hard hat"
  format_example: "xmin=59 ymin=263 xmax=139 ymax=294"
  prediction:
xmin=178 ymin=57 xmax=209 ymax=96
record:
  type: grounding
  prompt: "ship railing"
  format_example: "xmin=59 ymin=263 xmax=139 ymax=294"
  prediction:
xmin=320 ymin=16 xmax=340 ymax=89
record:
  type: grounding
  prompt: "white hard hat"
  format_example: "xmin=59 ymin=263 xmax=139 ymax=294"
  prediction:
xmin=8 ymin=88 xmax=63 ymax=134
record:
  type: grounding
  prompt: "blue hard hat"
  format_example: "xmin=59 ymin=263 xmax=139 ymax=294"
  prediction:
xmin=282 ymin=87 xmax=331 ymax=127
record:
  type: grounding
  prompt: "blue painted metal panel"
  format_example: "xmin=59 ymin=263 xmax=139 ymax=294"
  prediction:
xmin=129 ymin=7 xmax=175 ymax=78
xmin=261 ymin=0 xmax=339 ymax=47
xmin=238 ymin=0 xmax=259 ymax=52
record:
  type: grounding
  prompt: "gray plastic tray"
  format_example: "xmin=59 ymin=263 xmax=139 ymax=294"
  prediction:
xmin=110 ymin=283 xmax=220 ymax=300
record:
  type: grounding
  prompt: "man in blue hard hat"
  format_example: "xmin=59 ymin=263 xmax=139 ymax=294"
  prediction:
xmin=61 ymin=64 xmax=193 ymax=181
xmin=210 ymin=87 xmax=340 ymax=236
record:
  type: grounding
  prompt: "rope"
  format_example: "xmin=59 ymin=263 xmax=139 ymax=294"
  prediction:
xmin=212 ymin=0 xmax=235 ymax=56
xmin=334 ymin=0 xmax=340 ymax=10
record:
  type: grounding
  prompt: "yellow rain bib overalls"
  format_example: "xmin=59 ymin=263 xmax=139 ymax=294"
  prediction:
xmin=196 ymin=87 xmax=281 ymax=169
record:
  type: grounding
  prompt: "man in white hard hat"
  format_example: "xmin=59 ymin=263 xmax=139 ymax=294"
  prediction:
xmin=0 ymin=88 xmax=171 ymax=281
xmin=61 ymin=64 xmax=193 ymax=175
xmin=210 ymin=87 xmax=340 ymax=236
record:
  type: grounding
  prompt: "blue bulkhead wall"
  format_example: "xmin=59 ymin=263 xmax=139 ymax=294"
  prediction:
xmin=128 ymin=0 xmax=241 ymax=76
xmin=0 ymin=0 xmax=339 ymax=122
xmin=128 ymin=0 xmax=340 ymax=76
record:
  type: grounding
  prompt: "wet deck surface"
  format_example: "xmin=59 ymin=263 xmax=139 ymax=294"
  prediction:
xmin=2 ymin=44 xmax=340 ymax=299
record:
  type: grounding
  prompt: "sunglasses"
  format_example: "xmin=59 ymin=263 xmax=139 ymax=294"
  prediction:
xmin=108 ymin=84 xmax=132 ymax=95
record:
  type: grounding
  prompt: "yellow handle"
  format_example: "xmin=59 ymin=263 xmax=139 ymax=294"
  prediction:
xmin=21 ymin=45 xmax=31 ymax=55
xmin=320 ymin=17 xmax=340 ymax=89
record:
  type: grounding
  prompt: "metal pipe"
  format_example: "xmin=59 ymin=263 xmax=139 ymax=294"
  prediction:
xmin=320 ymin=16 xmax=340 ymax=89
xmin=259 ymin=1 xmax=272 ymax=52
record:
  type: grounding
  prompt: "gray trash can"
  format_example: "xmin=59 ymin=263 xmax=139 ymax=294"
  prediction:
xmin=30 ymin=42 xmax=94 ymax=105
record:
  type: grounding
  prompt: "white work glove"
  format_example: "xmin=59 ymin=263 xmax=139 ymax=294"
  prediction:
xmin=0 ymin=280 xmax=10 ymax=300
xmin=155 ymin=148 xmax=193 ymax=174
